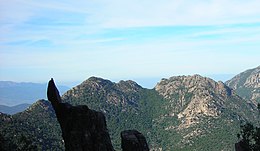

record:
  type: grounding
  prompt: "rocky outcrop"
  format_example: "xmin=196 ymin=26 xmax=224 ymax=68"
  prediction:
xmin=226 ymin=65 xmax=260 ymax=103
xmin=121 ymin=130 xmax=149 ymax=151
xmin=47 ymin=79 xmax=149 ymax=151
xmin=155 ymin=75 xmax=235 ymax=128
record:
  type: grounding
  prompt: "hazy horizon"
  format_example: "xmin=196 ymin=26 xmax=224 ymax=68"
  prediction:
xmin=1 ymin=0 xmax=260 ymax=87
xmin=1 ymin=73 xmax=236 ymax=89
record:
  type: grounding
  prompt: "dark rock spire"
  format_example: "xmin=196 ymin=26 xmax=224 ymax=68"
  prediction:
xmin=47 ymin=79 xmax=114 ymax=151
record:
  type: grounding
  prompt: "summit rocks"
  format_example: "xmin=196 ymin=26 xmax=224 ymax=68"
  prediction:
xmin=155 ymin=75 xmax=236 ymax=128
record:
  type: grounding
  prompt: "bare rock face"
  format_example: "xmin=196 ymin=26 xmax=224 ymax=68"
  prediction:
xmin=226 ymin=65 xmax=260 ymax=103
xmin=155 ymin=75 xmax=234 ymax=128
xmin=153 ymin=75 xmax=258 ymax=149
xmin=121 ymin=130 xmax=149 ymax=151
xmin=47 ymin=79 xmax=114 ymax=151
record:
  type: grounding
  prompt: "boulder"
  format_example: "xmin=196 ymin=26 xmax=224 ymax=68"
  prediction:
xmin=121 ymin=130 xmax=149 ymax=151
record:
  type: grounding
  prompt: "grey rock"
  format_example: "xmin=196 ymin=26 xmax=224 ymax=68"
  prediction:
xmin=226 ymin=65 xmax=260 ymax=103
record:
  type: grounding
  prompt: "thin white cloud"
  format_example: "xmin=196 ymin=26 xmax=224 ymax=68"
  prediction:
xmin=94 ymin=0 xmax=260 ymax=27
xmin=1 ymin=0 xmax=260 ymax=28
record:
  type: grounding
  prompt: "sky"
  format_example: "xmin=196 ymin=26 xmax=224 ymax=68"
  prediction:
xmin=0 ymin=0 xmax=260 ymax=88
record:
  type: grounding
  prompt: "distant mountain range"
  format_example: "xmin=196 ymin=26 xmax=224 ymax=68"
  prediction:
xmin=0 ymin=66 xmax=259 ymax=150
xmin=0 ymin=104 xmax=31 ymax=115
xmin=0 ymin=81 xmax=70 ymax=106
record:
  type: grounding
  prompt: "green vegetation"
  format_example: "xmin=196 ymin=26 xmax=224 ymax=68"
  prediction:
xmin=237 ymin=103 xmax=260 ymax=151
xmin=0 ymin=100 xmax=64 ymax=151
xmin=225 ymin=66 xmax=260 ymax=150
xmin=63 ymin=83 xmax=166 ymax=150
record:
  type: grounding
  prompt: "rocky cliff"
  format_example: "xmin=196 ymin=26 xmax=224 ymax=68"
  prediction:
xmin=155 ymin=75 xmax=232 ymax=121
xmin=153 ymin=75 xmax=258 ymax=150
xmin=226 ymin=66 xmax=260 ymax=104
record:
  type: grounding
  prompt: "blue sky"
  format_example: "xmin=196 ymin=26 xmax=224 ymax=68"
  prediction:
xmin=1 ymin=0 xmax=260 ymax=88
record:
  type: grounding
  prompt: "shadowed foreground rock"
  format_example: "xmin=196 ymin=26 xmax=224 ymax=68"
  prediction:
xmin=235 ymin=140 xmax=246 ymax=151
xmin=47 ymin=79 xmax=114 ymax=151
xmin=47 ymin=79 xmax=149 ymax=151
xmin=121 ymin=130 xmax=149 ymax=151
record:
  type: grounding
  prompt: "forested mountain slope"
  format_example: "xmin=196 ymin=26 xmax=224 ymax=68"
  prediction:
xmin=0 ymin=75 xmax=258 ymax=150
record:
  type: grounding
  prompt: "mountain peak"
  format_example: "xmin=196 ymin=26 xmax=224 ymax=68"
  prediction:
xmin=26 ymin=99 xmax=53 ymax=113
xmin=76 ymin=77 xmax=114 ymax=92
xmin=87 ymin=76 xmax=110 ymax=82
xmin=84 ymin=76 xmax=113 ymax=86
xmin=156 ymin=74 xmax=231 ymax=99
xmin=62 ymin=77 xmax=143 ymax=106
xmin=117 ymin=80 xmax=142 ymax=92
xmin=155 ymin=74 xmax=237 ymax=128
xmin=226 ymin=65 xmax=260 ymax=103
xmin=84 ymin=77 xmax=142 ymax=90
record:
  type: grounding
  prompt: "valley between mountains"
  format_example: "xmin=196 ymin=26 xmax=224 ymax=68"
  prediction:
xmin=1 ymin=66 xmax=260 ymax=151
